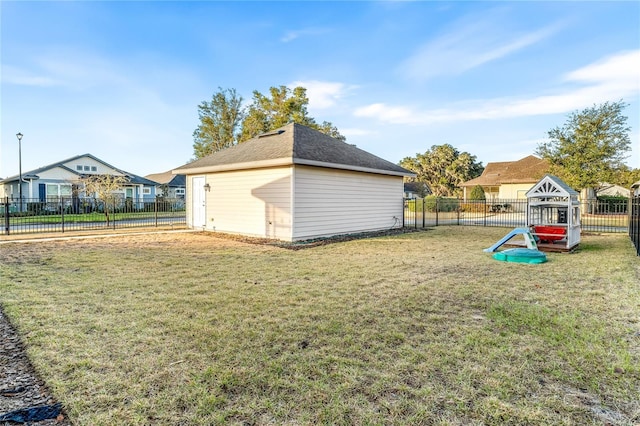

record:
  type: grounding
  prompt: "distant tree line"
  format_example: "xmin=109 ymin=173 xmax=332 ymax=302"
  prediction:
xmin=399 ymin=144 xmax=484 ymax=198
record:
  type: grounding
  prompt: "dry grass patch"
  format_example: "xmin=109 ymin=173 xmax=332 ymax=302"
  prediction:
xmin=1 ymin=227 xmax=639 ymax=425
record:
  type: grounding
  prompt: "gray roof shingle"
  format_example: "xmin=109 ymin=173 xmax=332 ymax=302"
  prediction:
xmin=174 ymin=123 xmax=414 ymax=177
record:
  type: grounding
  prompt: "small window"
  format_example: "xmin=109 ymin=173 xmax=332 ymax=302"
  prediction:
xmin=46 ymin=184 xmax=59 ymax=198
xmin=91 ymin=166 xmax=97 ymax=172
xmin=60 ymin=185 xmax=72 ymax=196
xmin=77 ymin=165 xmax=83 ymax=171
xmin=84 ymin=166 xmax=90 ymax=171
xmin=143 ymin=188 xmax=151 ymax=195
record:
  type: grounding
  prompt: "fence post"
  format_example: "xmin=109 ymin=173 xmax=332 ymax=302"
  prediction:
xmin=457 ymin=198 xmax=461 ymax=225
xmin=155 ymin=198 xmax=158 ymax=227
xmin=61 ymin=197 xmax=65 ymax=233
xmin=483 ymin=198 xmax=487 ymax=227
xmin=4 ymin=197 xmax=9 ymax=235
xmin=402 ymin=199 xmax=405 ymax=228
xmin=435 ymin=198 xmax=439 ymax=226
xmin=422 ymin=198 xmax=425 ymax=228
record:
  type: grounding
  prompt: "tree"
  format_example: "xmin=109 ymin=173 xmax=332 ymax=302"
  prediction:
xmin=399 ymin=144 xmax=484 ymax=197
xmin=239 ymin=85 xmax=345 ymax=142
xmin=192 ymin=88 xmax=244 ymax=159
xmin=470 ymin=185 xmax=486 ymax=200
xmin=611 ymin=165 xmax=640 ymax=190
xmin=535 ymin=100 xmax=631 ymax=191
xmin=79 ymin=174 xmax=127 ymax=225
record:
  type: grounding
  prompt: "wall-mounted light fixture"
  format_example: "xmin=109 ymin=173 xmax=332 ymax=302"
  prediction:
xmin=203 ymin=183 xmax=211 ymax=191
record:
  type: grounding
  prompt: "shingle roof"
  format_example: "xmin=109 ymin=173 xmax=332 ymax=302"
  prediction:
xmin=173 ymin=123 xmax=414 ymax=177
xmin=459 ymin=155 xmax=548 ymax=187
xmin=145 ymin=171 xmax=186 ymax=186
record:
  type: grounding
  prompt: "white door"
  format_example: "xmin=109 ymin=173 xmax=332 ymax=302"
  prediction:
xmin=191 ymin=176 xmax=206 ymax=228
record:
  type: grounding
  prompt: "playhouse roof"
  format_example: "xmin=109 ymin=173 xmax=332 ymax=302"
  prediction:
xmin=526 ymin=174 xmax=578 ymax=199
xmin=173 ymin=123 xmax=415 ymax=177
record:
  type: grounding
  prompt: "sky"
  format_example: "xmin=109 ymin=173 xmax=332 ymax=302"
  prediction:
xmin=1 ymin=1 xmax=639 ymax=179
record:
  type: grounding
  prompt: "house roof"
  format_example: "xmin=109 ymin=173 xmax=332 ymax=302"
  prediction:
xmin=597 ymin=183 xmax=630 ymax=197
xmin=173 ymin=123 xmax=415 ymax=177
xmin=145 ymin=171 xmax=186 ymax=187
xmin=0 ymin=153 xmax=156 ymax=186
xmin=459 ymin=155 xmax=548 ymax=187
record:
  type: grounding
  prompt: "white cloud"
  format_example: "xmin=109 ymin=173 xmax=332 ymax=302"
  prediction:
xmin=565 ymin=49 xmax=639 ymax=85
xmin=1 ymin=65 xmax=61 ymax=87
xmin=399 ymin=15 xmax=563 ymax=81
xmin=280 ymin=27 xmax=331 ymax=43
xmin=2 ymin=47 xmax=129 ymax=90
xmin=289 ymin=80 xmax=356 ymax=110
xmin=357 ymin=50 xmax=640 ymax=125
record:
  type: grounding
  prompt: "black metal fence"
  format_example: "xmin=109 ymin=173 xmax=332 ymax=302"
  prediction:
xmin=2 ymin=196 xmax=186 ymax=236
xmin=403 ymin=197 xmax=630 ymax=233
xmin=630 ymin=195 xmax=640 ymax=256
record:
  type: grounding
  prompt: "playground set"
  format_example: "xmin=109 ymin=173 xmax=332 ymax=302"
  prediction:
xmin=485 ymin=175 xmax=581 ymax=263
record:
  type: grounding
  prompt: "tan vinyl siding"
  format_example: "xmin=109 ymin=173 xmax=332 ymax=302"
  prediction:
xmin=205 ymin=167 xmax=292 ymax=240
xmin=498 ymin=183 xmax=536 ymax=199
xmin=293 ymin=166 xmax=403 ymax=240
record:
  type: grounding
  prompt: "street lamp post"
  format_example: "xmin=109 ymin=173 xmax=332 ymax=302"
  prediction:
xmin=16 ymin=132 xmax=23 ymax=212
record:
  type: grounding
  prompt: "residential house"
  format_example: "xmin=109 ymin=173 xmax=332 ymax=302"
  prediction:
xmin=459 ymin=155 xmax=549 ymax=200
xmin=0 ymin=154 xmax=157 ymax=207
xmin=173 ymin=123 xmax=415 ymax=241
xmin=403 ymin=182 xmax=429 ymax=198
xmin=145 ymin=171 xmax=186 ymax=199
xmin=587 ymin=182 xmax=631 ymax=199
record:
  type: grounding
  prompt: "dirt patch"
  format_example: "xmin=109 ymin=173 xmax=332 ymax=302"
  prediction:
xmin=0 ymin=307 xmax=70 ymax=425
xmin=197 ymin=227 xmax=430 ymax=250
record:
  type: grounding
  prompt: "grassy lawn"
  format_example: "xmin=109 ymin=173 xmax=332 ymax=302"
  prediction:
xmin=1 ymin=227 xmax=638 ymax=425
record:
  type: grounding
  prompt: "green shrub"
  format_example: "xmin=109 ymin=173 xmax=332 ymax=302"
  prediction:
xmin=405 ymin=196 xmax=460 ymax=213
xmin=470 ymin=185 xmax=486 ymax=200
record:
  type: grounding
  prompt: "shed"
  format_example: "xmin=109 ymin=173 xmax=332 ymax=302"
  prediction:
xmin=526 ymin=174 xmax=580 ymax=251
xmin=173 ymin=123 xmax=415 ymax=241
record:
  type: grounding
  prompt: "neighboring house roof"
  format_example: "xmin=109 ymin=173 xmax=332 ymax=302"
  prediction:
xmin=174 ymin=123 xmax=415 ymax=177
xmin=0 ymin=153 xmax=154 ymax=186
xmin=145 ymin=171 xmax=186 ymax=187
xmin=404 ymin=182 xmax=422 ymax=192
xmin=459 ymin=155 xmax=548 ymax=187
xmin=403 ymin=182 xmax=430 ymax=195
xmin=126 ymin=174 xmax=160 ymax=186
xmin=597 ymin=183 xmax=630 ymax=197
